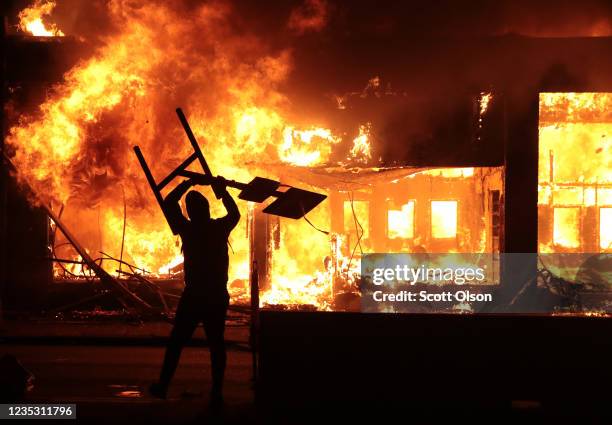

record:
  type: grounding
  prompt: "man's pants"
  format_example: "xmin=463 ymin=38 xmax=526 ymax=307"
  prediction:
xmin=159 ymin=293 xmax=229 ymax=394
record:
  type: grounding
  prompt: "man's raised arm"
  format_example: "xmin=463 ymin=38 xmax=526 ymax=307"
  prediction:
xmin=164 ymin=179 xmax=194 ymax=233
xmin=213 ymin=177 xmax=240 ymax=231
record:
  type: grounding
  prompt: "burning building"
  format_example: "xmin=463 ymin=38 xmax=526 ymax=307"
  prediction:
xmin=252 ymin=164 xmax=504 ymax=311
xmin=0 ymin=0 xmax=611 ymax=414
xmin=0 ymin=0 xmax=610 ymax=318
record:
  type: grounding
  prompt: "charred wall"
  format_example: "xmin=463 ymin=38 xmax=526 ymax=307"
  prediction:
xmin=289 ymin=35 xmax=612 ymax=166
xmin=0 ymin=27 xmax=82 ymax=310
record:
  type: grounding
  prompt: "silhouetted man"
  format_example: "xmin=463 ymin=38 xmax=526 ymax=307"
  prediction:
xmin=150 ymin=176 xmax=240 ymax=405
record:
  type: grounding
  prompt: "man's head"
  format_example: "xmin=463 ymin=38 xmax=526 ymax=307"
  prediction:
xmin=185 ymin=190 xmax=210 ymax=223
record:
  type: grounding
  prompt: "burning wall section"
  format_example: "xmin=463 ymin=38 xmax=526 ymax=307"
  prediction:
xmin=257 ymin=165 xmax=504 ymax=311
xmin=538 ymin=93 xmax=612 ymax=253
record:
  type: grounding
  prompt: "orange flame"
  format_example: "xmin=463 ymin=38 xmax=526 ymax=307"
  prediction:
xmin=479 ymin=92 xmax=492 ymax=116
xmin=18 ymin=0 xmax=65 ymax=37
xmin=9 ymin=2 xmax=292 ymax=283
xmin=349 ymin=123 xmax=372 ymax=163
xmin=279 ymin=127 xmax=340 ymax=166
xmin=7 ymin=1 xmax=371 ymax=309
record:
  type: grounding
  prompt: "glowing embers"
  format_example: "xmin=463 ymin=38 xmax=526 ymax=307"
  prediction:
xmin=388 ymin=201 xmax=414 ymax=239
xmin=553 ymin=207 xmax=581 ymax=248
xmin=479 ymin=92 xmax=493 ymax=116
xmin=431 ymin=201 xmax=457 ymax=239
xmin=601 ymin=208 xmax=612 ymax=251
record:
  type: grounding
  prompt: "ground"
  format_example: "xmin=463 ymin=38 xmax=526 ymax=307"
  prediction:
xmin=0 ymin=319 xmax=256 ymax=424
xmin=2 ymin=319 xmax=610 ymax=424
xmin=2 ymin=344 xmax=256 ymax=424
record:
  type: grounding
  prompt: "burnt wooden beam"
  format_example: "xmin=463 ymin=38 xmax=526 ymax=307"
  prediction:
xmin=44 ymin=204 xmax=153 ymax=312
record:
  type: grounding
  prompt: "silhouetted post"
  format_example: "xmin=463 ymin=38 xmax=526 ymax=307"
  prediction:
xmin=504 ymin=91 xmax=539 ymax=254
xmin=501 ymin=91 xmax=539 ymax=308
xmin=250 ymin=260 xmax=259 ymax=381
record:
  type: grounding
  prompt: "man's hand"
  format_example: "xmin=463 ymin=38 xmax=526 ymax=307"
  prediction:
xmin=211 ymin=176 xmax=227 ymax=194
xmin=189 ymin=174 xmax=213 ymax=186
xmin=182 ymin=178 xmax=196 ymax=187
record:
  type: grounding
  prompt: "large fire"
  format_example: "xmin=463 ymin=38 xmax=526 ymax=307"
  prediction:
xmin=14 ymin=2 xmax=607 ymax=311
xmin=9 ymin=0 xmax=372 ymax=307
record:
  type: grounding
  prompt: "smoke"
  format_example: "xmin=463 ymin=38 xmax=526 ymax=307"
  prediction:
xmin=326 ymin=0 xmax=611 ymax=38
xmin=288 ymin=0 xmax=329 ymax=35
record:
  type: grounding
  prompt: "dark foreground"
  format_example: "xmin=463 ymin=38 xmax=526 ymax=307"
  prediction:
xmin=2 ymin=343 xmax=610 ymax=425
xmin=2 ymin=313 xmax=612 ymax=424
xmin=1 ymin=344 xmax=256 ymax=424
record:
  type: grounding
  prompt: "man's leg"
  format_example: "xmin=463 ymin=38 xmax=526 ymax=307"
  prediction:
xmin=202 ymin=302 xmax=228 ymax=399
xmin=155 ymin=297 xmax=199 ymax=395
